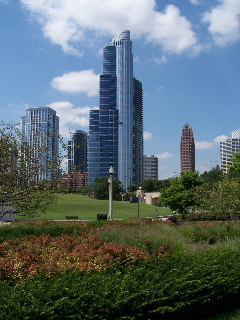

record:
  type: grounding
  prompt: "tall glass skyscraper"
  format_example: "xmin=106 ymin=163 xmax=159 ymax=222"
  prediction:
xmin=88 ymin=30 xmax=143 ymax=190
xmin=88 ymin=45 xmax=118 ymax=186
xmin=68 ymin=130 xmax=88 ymax=173
xmin=133 ymin=77 xmax=144 ymax=185
xmin=21 ymin=107 xmax=59 ymax=181
xmin=110 ymin=30 xmax=133 ymax=189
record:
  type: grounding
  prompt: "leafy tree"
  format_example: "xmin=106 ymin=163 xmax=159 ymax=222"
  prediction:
xmin=128 ymin=185 xmax=137 ymax=192
xmin=196 ymin=178 xmax=240 ymax=218
xmin=200 ymin=165 xmax=224 ymax=189
xmin=227 ymin=151 xmax=240 ymax=179
xmin=0 ymin=122 xmax=62 ymax=218
xmin=159 ymin=171 xmax=202 ymax=213
xmin=138 ymin=178 xmax=169 ymax=193
xmin=93 ymin=176 xmax=122 ymax=200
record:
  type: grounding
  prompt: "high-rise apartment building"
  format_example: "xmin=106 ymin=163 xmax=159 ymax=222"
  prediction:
xmin=143 ymin=155 xmax=158 ymax=180
xmin=133 ymin=77 xmax=144 ymax=185
xmin=220 ymin=131 xmax=240 ymax=174
xmin=21 ymin=107 xmax=59 ymax=180
xmin=68 ymin=130 xmax=88 ymax=173
xmin=88 ymin=30 xmax=143 ymax=190
xmin=180 ymin=123 xmax=195 ymax=172
xmin=88 ymin=45 xmax=118 ymax=186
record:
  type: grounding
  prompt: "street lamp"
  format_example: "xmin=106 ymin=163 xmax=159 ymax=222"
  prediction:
xmin=108 ymin=166 xmax=114 ymax=220
xmin=138 ymin=187 xmax=142 ymax=218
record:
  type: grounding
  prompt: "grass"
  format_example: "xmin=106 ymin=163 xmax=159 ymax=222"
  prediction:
xmin=19 ymin=193 xmax=172 ymax=220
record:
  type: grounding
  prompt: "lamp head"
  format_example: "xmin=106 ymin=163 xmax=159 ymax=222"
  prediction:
xmin=109 ymin=166 xmax=114 ymax=174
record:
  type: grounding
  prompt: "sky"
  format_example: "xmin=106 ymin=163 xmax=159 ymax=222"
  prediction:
xmin=1 ymin=0 xmax=240 ymax=179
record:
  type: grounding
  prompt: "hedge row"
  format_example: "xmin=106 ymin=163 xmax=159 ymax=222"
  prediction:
xmin=1 ymin=244 xmax=240 ymax=320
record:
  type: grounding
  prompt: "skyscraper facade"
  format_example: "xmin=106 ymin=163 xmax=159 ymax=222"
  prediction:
xmin=110 ymin=30 xmax=133 ymax=189
xmin=143 ymin=155 xmax=158 ymax=180
xmin=68 ymin=130 xmax=88 ymax=173
xmin=133 ymin=77 xmax=144 ymax=185
xmin=21 ymin=107 xmax=59 ymax=180
xmin=180 ymin=123 xmax=195 ymax=172
xmin=220 ymin=131 xmax=240 ymax=174
xmin=88 ymin=45 xmax=118 ymax=186
xmin=88 ymin=30 xmax=143 ymax=190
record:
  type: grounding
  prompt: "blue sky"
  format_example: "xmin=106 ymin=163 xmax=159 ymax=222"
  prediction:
xmin=1 ymin=0 xmax=240 ymax=179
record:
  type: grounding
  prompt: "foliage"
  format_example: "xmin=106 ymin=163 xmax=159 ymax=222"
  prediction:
xmin=200 ymin=166 xmax=224 ymax=189
xmin=138 ymin=178 xmax=170 ymax=192
xmin=195 ymin=178 xmax=240 ymax=218
xmin=2 ymin=221 xmax=240 ymax=318
xmin=227 ymin=151 xmax=240 ymax=179
xmin=1 ymin=241 xmax=240 ymax=319
xmin=93 ymin=176 xmax=123 ymax=200
xmin=0 ymin=122 xmax=63 ymax=218
xmin=159 ymin=171 xmax=202 ymax=213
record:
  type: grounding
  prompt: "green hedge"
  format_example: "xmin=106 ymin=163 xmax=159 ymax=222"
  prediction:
xmin=1 ymin=245 xmax=240 ymax=320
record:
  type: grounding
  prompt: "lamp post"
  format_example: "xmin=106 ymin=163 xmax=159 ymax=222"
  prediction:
xmin=108 ymin=166 xmax=114 ymax=220
xmin=138 ymin=187 xmax=142 ymax=218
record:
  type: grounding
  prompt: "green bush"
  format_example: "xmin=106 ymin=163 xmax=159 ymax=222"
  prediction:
xmin=1 ymin=246 xmax=240 ymax=320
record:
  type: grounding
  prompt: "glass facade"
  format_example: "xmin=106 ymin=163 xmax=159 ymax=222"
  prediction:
xmin=88 ymin=45 xmax=118 ymax=185
xmin=133 ymin=78 xmax=144 ymax=185
xmin=68 ymin=130 xmax=88 ymax=173
xmin=21 ymin=107 xmax=59 ymax=181
xmin=110 ymin=30 xmax=133 ymax=190
xmin=88 ymin=30 xmax=143 ymax=190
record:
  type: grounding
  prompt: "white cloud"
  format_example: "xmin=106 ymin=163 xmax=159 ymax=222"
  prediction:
xmin=47 ymin=101 xmax=98 ymax=137
xmin=20 ymin=0 xmax=199 ymax=55
xmin=51 ymin=69 xmax=99 ymax=97
xmin=156 ymin=152 xmax=174 ymax=159
xmin=144 ymin=131 xmax=152 ymax=140
xmin=196 ymin=134 xmax=229 ymax=150
xmin=203 ymin=0 xmax=240 ymax=46
xmin=214 ymin=135 xmax=228 ymax=143
xmin=146 ymin=5 xmax=198 ymax=53
xmin=195 ymin=141 xmax=215 ymax=150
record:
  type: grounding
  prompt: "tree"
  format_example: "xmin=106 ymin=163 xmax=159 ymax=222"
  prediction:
xmin=138 ymin=178 xmax=169 ymax=193
xmin=93 ymin=176 xmax=122 ymax=200
xmin=200 ymin=165 xmax=224 ymax=189
xmin=196 ymin=178 xmax=240 ymax=218
xmin=0 ymin=123 xmax=62 ymax=218
xmin=159 ymin=171 xmax=202 ymax=213
xmin=227 ymin=152 xmax=240 ymax=179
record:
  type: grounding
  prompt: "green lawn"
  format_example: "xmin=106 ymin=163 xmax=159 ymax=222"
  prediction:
xmin=26 ymin=194 xmax=172 ymax=220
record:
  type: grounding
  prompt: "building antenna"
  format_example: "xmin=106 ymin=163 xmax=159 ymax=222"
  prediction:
xmin=133 ymin=56 xmax=139 ymax=63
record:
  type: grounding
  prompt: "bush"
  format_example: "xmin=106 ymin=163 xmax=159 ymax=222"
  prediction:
xmin=1 ymin=247 xmax=240 ymax=319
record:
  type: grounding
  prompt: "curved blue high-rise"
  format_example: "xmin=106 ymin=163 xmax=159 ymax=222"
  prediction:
xmin=110 ymin=30 xmax=133 ymax=190
xmin=88 ymin=30 xmax=143 ymax=190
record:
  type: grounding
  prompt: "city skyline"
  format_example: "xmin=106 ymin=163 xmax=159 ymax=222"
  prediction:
xmin=1 ymin=1 xmax=240 ymax=178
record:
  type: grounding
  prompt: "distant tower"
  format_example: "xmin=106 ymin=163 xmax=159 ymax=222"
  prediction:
xmin=180 ymin=123 xmax=195 ymax=172
xmin=133 ymin=77 xmax=144 ymax=186
xmin=220 ymin=131 xmax=240 ymax=174
xmin=21 ymin=107 xmax=59 ymax=180
xmin=143 ymin=155 xmax=158 ymax=180
xmin=68 ymin=130 xmax=88 ymax=173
